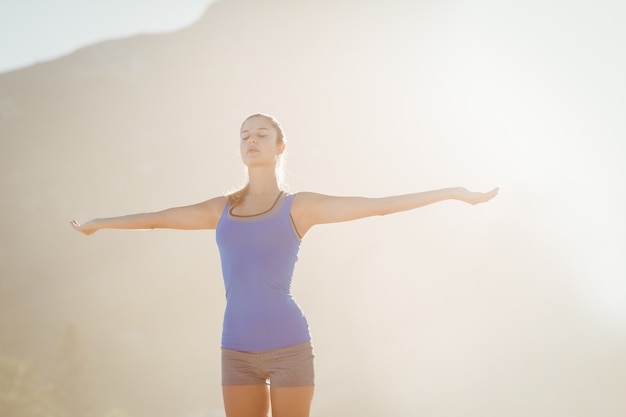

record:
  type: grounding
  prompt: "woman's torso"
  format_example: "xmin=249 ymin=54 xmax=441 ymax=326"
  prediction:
xmin=215 ymin=192 xmax=310 ymax=351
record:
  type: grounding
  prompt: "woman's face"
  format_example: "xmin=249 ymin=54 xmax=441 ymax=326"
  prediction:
xmin=240 ymin=116 xmax=284 ymax=167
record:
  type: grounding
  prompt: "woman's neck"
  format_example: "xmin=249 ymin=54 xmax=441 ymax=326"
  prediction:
xmin=247 ymin=168 xmax=281 ymax=197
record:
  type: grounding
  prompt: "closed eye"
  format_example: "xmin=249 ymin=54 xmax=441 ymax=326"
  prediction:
xmin=241 ymin=127 xmax=270 ymax=140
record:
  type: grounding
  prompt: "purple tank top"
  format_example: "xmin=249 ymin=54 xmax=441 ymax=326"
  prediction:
xmin=216 ymin=192 xmax=311 ymax=351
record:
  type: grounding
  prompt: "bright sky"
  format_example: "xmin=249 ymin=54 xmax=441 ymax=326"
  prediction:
xmin=0 ymin=0 xmax=218 ymax=74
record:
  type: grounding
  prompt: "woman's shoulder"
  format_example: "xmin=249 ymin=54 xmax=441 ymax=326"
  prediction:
xmin=199 ymin=195 xmax=229 ymax=215
xmin=291 ymin=191 xmax=323 ymax=199
xmin=291 ymin=191 xmax=320 ymax=205
xmin=290 ymin=191 xmax=332 ymax=212
xmin=293 ymin=190 xmax=340 ymax=199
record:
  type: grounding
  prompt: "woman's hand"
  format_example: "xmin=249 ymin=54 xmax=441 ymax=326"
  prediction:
xmin=454 ymin=187 xmax=500 ymax=205
xmin=70 ymin=219 xmax=99 ymax=235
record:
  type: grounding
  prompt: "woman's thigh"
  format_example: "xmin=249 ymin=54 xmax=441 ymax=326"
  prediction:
xmin=222 ymin=384 xmax=269 ymax=417
xmin=270 ymin=385 xmax=314 ymax=417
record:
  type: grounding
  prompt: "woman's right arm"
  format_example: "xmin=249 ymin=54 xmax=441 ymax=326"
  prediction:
xmin=70 ymin=196 xmax=227 ymax=235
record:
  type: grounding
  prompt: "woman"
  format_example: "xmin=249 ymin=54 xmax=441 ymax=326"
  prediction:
xmin=71 ymin=113 xmax=499 ymax=417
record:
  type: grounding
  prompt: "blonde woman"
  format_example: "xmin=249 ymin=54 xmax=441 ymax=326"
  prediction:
xmin=71 ymin=113 xmax=499 ymax=417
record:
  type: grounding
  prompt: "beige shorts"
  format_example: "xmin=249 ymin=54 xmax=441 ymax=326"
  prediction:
xmin=221 ymin=341 xmax=315 ymax=387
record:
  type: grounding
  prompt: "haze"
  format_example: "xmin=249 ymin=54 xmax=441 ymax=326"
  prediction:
xmin=1 ymin=0 xmax=624 ymax=416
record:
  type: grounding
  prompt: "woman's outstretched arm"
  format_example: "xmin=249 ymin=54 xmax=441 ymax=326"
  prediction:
xmin=292 ymin=187 xmax=499 ymax=236
xmin=70 ymin=196 xmax=227 ymax=235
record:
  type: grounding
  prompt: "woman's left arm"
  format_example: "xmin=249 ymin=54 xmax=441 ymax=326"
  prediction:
xmin=292 ymin=187 xmax=499 ymax=236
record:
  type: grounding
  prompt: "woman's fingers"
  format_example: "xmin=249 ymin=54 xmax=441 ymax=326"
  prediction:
xmin=467 ymin=187 xmax=499 ymax=205
xmin=70 ymin=219 xmax=94 ymax=235
xmin=483 ymin=188 xmax=499 ymax=202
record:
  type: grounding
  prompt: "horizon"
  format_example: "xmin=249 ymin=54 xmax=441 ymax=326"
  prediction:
xmin=0 ymin=0 xmax=217 ymax=74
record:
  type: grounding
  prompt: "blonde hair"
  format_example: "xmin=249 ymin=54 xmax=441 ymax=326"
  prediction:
xmin=227 ymin=114 xmax=287 ymax=207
